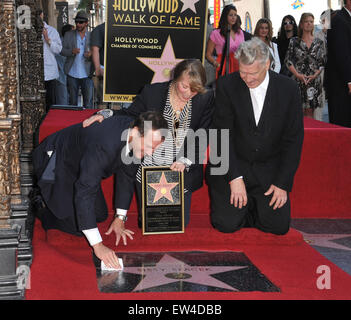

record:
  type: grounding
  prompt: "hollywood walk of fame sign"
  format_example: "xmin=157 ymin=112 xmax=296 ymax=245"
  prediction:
xmin=142 ymin=166 xmax=184 ymax=235
xmin=103 ymin=0 xmax=209 ymax=102
xmin=95 ymin=251 xmax=280 ymax=293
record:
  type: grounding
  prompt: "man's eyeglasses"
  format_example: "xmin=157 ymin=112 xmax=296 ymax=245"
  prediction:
xmin=75 ymin=21 xmax=86 ymax=25
xmin=283 ymin=21 xmax=294 ymax=26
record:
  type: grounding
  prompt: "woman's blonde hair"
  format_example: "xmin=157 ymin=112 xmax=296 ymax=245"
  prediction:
xmin=298 ymin=13 xmax=314 ymax=38
xmin=172 ymin=59 xmax=207 ymax=94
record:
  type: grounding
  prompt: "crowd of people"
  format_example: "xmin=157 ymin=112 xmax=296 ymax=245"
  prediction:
xmin=34 ymin=1 xmax=351 ymax=269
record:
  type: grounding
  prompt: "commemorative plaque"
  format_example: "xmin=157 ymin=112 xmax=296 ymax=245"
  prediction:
xmin=142 ymin=166 xmax=184 ymax=235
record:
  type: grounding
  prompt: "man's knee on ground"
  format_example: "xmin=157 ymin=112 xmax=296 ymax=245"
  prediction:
xmin=261 ymin=223 xmax=290 ymax=236
xmin=211 ymin=219 xmax=242 ymax=233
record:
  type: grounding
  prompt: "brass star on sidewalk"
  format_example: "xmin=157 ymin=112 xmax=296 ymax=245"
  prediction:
xmin=301 ymin=231 xmax=351 ymax=251
xmin=124 ymin=254 xmax=247 ymax=292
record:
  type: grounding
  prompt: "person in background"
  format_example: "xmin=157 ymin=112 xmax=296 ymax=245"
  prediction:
xmin=55 ymin=24 xmax=74 ymax=105
xmin=204 ymin=9 xmax=216 ymax=87
xmin=276 ymin=15 xmax=298 ymax=76
xmin=285 ymin=13 xmax=325 ymax=120
xmin=61 ymin=10 xmax=93 ymax=108
xmin=314 ymin=9 xmax=333 ymax=122
xmin=206 ymin=5 xmax=251 ymax=79
xmin=254 ymin=18 xmax=281 ymax=73
xmin=38 ymin=9 xmax=62 ymax=112
xmin=326 ymin=0 xmax=351 ymax=127
xmin=90 ymin=22 xmax=106 ymax=108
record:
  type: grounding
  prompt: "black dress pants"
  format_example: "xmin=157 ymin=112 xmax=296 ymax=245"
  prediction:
xmin=208 ymin=168 xmax=290 ymax=235
xmin=328 ymin=84 xmax=351 ymax=128
xmin=44 ymin=80 xmax=56 ymax=113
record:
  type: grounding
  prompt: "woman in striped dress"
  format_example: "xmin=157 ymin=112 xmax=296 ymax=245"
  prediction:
xmin=83 ymin=59 xmax=215 ymax=239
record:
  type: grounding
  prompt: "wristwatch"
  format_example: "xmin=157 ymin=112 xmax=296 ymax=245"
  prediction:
xmin=96 ymin=109 xmax=113 ymax=119
xmin=114 ymin=213 xmax=127 ymax=222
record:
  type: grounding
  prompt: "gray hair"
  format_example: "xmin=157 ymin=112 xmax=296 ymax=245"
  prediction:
xmin=235 ymin=37 xmax=270 ymax=65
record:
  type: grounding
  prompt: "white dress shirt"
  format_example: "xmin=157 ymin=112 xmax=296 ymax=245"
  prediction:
xmin=83 ymin=130 xmax=131 ymax=246
xmin=43 ymin=22 xmax=62 ymax=81
xmin=232 ymin=72 xmax=269 ymax=182
xmin=249 ymin=71 xmax=270 ymax=126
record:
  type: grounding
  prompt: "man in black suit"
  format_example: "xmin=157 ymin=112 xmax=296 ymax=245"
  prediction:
xmin=206 ymin=38 xmax=304 ymax=235
xmin=33 ymin=111 xmax=167 ymax=269
xmin=326 ymin=0 xmax=351 ymax=127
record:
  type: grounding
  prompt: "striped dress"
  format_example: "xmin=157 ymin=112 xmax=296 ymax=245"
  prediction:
xmin=136 ymin=85 xmax=192 ymax=193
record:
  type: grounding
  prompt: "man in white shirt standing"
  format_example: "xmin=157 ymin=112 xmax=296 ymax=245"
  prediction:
xmin=38 ymin=10 xmax=62 ymax=112
xmin=206 ymin=38 xmax=304 ymax=236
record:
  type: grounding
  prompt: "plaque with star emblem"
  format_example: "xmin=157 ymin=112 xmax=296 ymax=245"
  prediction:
xmin=142 ymin=166 xmax=184 ymax=235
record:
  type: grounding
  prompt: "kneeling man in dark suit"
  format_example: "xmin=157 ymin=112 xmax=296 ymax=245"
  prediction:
xmin=206 ymin=38 xmax=304 ymax=235
xmin=33 ymin=111 xmax=167 ymax=269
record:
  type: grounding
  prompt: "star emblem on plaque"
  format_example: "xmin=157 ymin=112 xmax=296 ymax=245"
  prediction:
xmin=142 ymin=167 xmax=184 ymax=235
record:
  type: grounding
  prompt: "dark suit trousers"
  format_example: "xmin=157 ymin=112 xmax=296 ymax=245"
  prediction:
xmin=328 ymin=84 xmax=351 ymax=128
xmin=209 ymin=168 xmax=290 ymax=235
xmin=38 ymin=185 xmax=108 ymax=236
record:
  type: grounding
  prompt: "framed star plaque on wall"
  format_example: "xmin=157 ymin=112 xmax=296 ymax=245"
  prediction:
xmin=142 ymin=166 xmax=184 ymax=235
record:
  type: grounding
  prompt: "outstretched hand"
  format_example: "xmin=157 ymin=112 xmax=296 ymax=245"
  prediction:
xmin=105 ymin=218 xmax=134 ymax=246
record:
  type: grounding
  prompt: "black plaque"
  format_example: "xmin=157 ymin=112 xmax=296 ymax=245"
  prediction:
xmin=103 ymin=0 xmax=209 ymax=102
xmin=142 ymin=166 xmax=184 ymax=235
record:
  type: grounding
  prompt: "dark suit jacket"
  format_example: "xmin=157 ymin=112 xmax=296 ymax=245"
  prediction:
xmin=326 ymin=8 xmax=351 ymax=89
xmin=209 ymin=70 xmax=304 ymax=192
xmin=32 ymin=116 xmax=138 ymax=230
xmin=117 ymin=81 xmax=215 ymax=192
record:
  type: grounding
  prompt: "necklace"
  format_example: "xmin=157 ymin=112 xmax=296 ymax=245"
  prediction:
xmin=168 ymin=82 xmax=191 ymax=148
xmin=171 ymin=102 xmax=190 ymax=148
xmin=170 ymin=82 xmax=188 ymax=116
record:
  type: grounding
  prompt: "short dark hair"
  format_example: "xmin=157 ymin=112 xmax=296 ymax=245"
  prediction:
xmin=131 ymin=111 xmax=168 ymax=136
